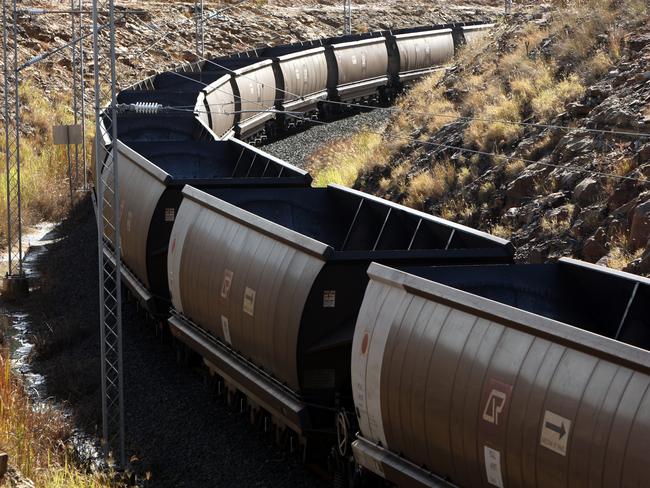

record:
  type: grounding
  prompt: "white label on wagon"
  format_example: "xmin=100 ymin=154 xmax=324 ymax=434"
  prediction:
xmin=221 ymin=269 xmax=233 ymax=299
xmin=221 ymin=315 xmax=231 ymax=345
xmin=164 ymin=207 xmax=175 ymax=222
xmin=540 ymin=410 xmax=571 ymax=456
xmin=323 ymin=290 xmax=336 ymax=308
xmin=243 ymin=287 xmax=256 ymax=316
xmin=484 ymin=446 xmax=504 ymax=488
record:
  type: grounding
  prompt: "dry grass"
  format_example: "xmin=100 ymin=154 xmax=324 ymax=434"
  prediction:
xmin=457 ymin=166 xmax=475 ymax=186
xmin=504 ymin=158 xmax=526 ymax=178
xmin=491 ymin=223 xmax=513 ymax=239
xmin=531 ymin=75 xmax=585 ymax=121
xmin=308 ymin=130 xmax=388 ymax=187
xmin=403 ymin=160 xmax=456 ymax=209
xmin=0 ymin=351 xmax=116 ymax=487
xmin=606 ymin=234 xmax=645 ymax=270
xmin=0 ymin=77 xmax=87 ymax=244
xmin=465 ymin=95 xmax=525 ymax=151
xmin=440 ymin=197 xmax=476 ymax=225
xmin=540 ymin=214 xmax=571 ymax=235
xmin=478 ymin=181 xmax=496 ymax=203
xmin=612 ymin=157 xmax=636 ymax=177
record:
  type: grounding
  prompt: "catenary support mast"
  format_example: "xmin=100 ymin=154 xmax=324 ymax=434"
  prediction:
xmin=92 ymin=0 xmax=125 ymax=468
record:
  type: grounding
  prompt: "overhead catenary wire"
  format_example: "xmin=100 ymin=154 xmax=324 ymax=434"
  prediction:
xmin=138 ymin=102 xmax=649 ymax=184
xmin=128 ymin=0 xmax=257 ymax=61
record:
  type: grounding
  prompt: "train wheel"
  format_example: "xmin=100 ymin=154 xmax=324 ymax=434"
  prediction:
xmin=336 ymin=410 xmax=351 ymax=458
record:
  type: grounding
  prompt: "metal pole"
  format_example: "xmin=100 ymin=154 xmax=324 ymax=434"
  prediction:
xmin=93 ymin=0 xmax=125 ymax=468
xmin=12 ymin=0 xmax=20 ymax=275
xmin=343 ymin=0 xmax=352 ymax=35
xmin=67 ymin=142 xmax=73 ymax=204
xmin=196 ymin=0 xmax=204 ymax=58
xmin=71 ymin=0 xmax=79 ymax=189
xmin=109 ymin=0 xmax=125 ymax=466
xmin=2 ymin=0 xmax=12 ymax=276
xmin=80 ymin=0 xmax=88 ymax=190
xmin=2 ymin=0 xmax=23 ymax=277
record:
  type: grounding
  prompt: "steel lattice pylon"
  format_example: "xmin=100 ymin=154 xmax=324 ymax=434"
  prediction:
xmin=92 ymin=0 xmax=125 ymax=468
xmin=343 ymin=0 xmax=352 ymax=35
xmin=2 ymin=0 xmax=23 ymax=278
xmin=71 ymin=0 xmax=88 ymax=191
xmin=195 ymin=0 xmax=204 ymax=59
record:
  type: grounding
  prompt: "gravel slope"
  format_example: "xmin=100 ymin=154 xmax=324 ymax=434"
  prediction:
xmin=263 ymin=108 xmax=391 ymax=168
xmin=23 ymin=198 xmax=327 ymax=488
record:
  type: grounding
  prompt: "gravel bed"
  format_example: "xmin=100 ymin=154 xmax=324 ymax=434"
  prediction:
xmin=19 ymin=198 xmax=327 ymax=488
xmin=262 ymin=108 xmax=392 ymax=168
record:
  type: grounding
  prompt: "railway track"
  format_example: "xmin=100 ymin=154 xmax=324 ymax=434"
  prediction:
xmin=94 ymin=20 xmax=650 ymax=488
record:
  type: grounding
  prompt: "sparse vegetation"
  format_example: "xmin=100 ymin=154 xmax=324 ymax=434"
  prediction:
xmin=606 ymin=234 xmax=645 ymax=270
xmin=308 ymin=130 xmax=388 ymax=187
xmin=504 ymin=158 xmax=526 ymax=178
xmin=404 ymin=160 xmax=456 ymax=208
xmin=530 ymin=75 xmax=585 ymax=122
xmin=304 ymin=0 xmax=649 ymax=274
xmin=0 ymin=78 xmax=87 ymax=245
xmin=311 ymin=0 xmax=641 ymax=194
xmin=0 ymin=350 xmax=116 ymax=487
xmin=491 ymin=223 xmax=513 ymax=239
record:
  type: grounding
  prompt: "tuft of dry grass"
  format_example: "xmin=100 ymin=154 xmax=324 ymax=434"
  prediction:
xmin=403 ymin=160 xmax=456 ymax=209
xmin=440 ymin=197 xmax=476 ymax=225
xmin=612 ymin=157 xmax=636 ymax=177
xmin=504 ymin=158 xmax=526 ymax=178
xmin=540 ymin=214 xmax=571 ymax=235
xmin=465 ymin=95 xmax=524 ymax=151
xmin=606 ymin=234 xmax=645 ymax=270
xmin=308 ymin=131 xmax=389 ymax=187
xmin=491 ymin=223 xmax=513 ymax=239
xmin=478 ymin=181 xmax=496 ymax=203
xmin=0 ymin=350 xmax=117 ymax=487
xmin=531 ymin=74 xmax=585 ymax=121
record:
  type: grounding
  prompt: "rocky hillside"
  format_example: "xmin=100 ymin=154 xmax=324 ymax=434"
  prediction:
xmin=313 ymin=0 xmax=650 ymax=276
xmin=22 ymin=0 xmax=503 ymax=98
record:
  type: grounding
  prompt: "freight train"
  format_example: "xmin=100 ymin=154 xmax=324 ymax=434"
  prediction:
xmin=95 ymin=20 xmax=650 ymax=488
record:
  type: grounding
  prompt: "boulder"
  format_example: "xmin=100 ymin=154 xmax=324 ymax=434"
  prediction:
xmin=570 ymin=205 xmax=603 ymax=239
xmin=573 ymin=177 xmax=600 ymax=206
xmin=589 ymin=95 xmax=638 ymax=129
xmin=627 ymin=32 xmax=650 ymax=52
xmin=506 ymin=172 xmax=536 ymax=203
xmin=566 ymin=102 xmax=592 ymax=117
xmin=630 ymin=199 xmax=650 ymax=249
xmin=607 ymin=178 xmax=639 ymax=211
xmin=638 ymin=144 xmax=650 ymax=164
xmin=582 ymin=227 xmax=608 ymax=262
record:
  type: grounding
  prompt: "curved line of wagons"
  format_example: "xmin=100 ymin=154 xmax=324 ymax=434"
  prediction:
xmin=95 ymin=20 xmax=650 ymax=488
